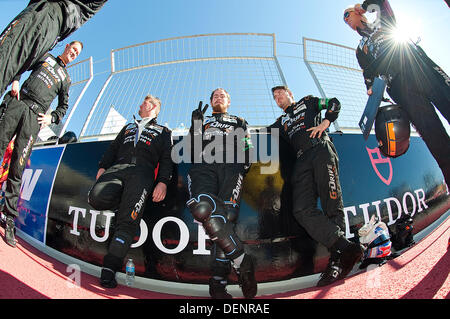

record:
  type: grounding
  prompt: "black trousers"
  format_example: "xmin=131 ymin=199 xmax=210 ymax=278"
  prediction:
xmin=188 ymin=163 xmax=245 ymax=205
xmin=387 ymin=66 xmax=450 ymax=186
xmin=0 ymin=95 xmax=40 ymax=218
xmin=88 ymin=164 xmax=154 ymax=272
xmin=0 ymin=2 xmax=63 ymax=96
xmin=291 ymin=140 xmax=346 ymax=250
xmin=187 ymin=162 xmax=246 ymax=278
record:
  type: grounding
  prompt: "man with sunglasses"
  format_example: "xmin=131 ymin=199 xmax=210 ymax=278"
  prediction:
xmin=88 ymin=94 xmax=173 ymax=288
xmin=0 ymin=0 xmax=108 ymax=98
xmin=343 ymin=0 xmax=450 ymax=186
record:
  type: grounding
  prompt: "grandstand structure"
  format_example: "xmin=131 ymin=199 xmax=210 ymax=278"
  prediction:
xmin=79 ymin=33 xmax=287 ymax=141
xmin=302 ymin=37 xmax=368 ymax=132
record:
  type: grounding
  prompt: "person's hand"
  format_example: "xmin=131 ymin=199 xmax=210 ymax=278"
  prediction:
xmin=10 ymin=81 xmax=20 ymax=100
xmin=96 ymin=168 xmax=105 ymax=180
xmin=191 ymin=101 xmax=209 ymax=122
xmin=367 ymin=87 xmax=373 ymax=96
xmin=152 ymin=182 xmax=167 ymax=202
xmin=37 ymin=113 xmax=52 ymax=128
xmin=307 ymin=119 xmax=330 ymax=138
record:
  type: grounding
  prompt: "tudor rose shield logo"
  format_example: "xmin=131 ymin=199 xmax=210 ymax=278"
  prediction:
xmin=366 ymin=147 xmax=393 ymax=185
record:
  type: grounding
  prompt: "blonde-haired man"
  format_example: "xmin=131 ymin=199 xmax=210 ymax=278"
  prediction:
xmin=88 ymin=94 xmax=173 ymax=288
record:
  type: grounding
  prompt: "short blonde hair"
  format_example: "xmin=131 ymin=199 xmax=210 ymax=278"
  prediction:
xmin=344 ymin=6 xmax=356 ymax=14
xmin=144 ymin=94 xmax=161 ymax=114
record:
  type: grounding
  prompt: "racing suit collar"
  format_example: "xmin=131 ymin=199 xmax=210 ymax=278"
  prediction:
xmin=357 ymin=26 xmax=373 ymax=37
xmin=212 ymin=111 xmax=229 ymax=118
xmin=283 ymin=102 xmax=296 ymax=113
xmin=56 ymin=55 xmax=67 ymax=67
xmin=133 ymin=115 xmax=157 ymax=125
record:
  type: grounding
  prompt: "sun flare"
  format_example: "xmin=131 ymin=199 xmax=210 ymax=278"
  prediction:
xmin=391 ymin=13 xmax=422 ymax=43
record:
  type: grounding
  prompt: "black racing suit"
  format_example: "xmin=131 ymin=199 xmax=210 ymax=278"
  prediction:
xmin=88 ymin=118 xmax=173 ymax=273
xmin=0 ymin=53 xmax=71 ymax=218
xmin=187 ymin=112 xmax=252 ymax=279
xmin=356 ymin=0 xmax=450 ymax=186
xmin=0 ymin=0 xmax=108 ymax=96
xmin=269 ymin=96 xmax=346 ymax=250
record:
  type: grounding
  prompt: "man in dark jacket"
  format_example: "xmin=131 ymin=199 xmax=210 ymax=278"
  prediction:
xmin=0 ymin=40 xmax=82 ymax=247
xmin=269 ymin=85 xmax=364 ymax=287
xmin=186 ymin=88 xmax=257 ymax=299
xmin=343 ymin=0 xmax=450 ymax=186
xmin=88 ymin=94 xmax=173 ymax=288
xmin=0 ymin=0 xmax=108 ymax=97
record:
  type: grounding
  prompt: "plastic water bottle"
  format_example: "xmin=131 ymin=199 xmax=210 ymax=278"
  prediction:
xmin=125 ymin=258 xmax=135 ymax=287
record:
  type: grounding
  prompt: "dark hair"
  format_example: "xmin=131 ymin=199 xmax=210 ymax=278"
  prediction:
xmin=70 ymin=40 xmax=84 ymax=50
xmin=210 ymin=88 xmax=230 ymax=101
xmin=271 ymin=85 xmax=289 ymax=96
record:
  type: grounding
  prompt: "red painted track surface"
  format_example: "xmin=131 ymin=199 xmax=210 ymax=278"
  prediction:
xmin=1 ymin=217 xmax=449 ymax=299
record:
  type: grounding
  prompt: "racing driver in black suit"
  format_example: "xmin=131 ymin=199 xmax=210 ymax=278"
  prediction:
xmin=186 ymin=88 xmax=257 ymax=299
xmin=269 ymin=85 xmax=364 ymax=287
xmin=0 ymin=0 xmax=108 ymax=97
xmin=88 ymin=94 xmax=173 ymax=288
xmin=0 ymin=40 xmax=82 ymax=248
xmin=343 ymin=0 xmax=450 ymax=186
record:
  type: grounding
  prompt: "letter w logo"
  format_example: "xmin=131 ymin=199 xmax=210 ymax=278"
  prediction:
xmin=20 ymin=169 xmax=42 ymax=201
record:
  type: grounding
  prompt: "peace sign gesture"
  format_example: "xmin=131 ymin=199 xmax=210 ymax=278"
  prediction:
xmin=191 ymin=101 xmax=209 ymax=121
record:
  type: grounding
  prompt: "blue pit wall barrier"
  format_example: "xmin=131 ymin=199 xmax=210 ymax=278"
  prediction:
xmin=13 ymin=132 xmax=450 ymax=286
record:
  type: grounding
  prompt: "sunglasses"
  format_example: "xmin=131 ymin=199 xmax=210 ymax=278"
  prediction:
xmin=343 ymin=11 xmax=350 ymax=22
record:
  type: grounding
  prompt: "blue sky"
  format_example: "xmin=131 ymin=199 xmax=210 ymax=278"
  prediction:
xmin=0 ymin=0 xmax=449 ymax=136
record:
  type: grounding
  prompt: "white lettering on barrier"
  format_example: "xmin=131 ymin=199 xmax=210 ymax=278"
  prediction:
xmin=414 ymin=189 xmax=428 ymax=213
xmin=68 ymin=206 xmax=86 ymax=236
xmin=343 ymin=206 xmax=357 ymax=239
xmin=359 ymin=202 xmax=371 ymax=226
xmin=341 ymin=188 xmax=428 ymax=238
xmin=371 ymin=200 xmax=383 ymax=221
xmin=152 ymin=217 xmax=189 ymax=254
xmin=89 ymin=210 xmax=115 ymax=242
xmin=384 ymin=197 xmax=403 ymax=226
xmin=67 ymin=188 xmax=429 ymax=252
xmin=193 ymin=219 xmax=210 ymax=255
xmin=20 ymin=169 xmax=42 ymax=201
xmin=402 ymin=192 xmax=416 ymax=217
xmin=131 ymin=219 xmax=148 ymax=248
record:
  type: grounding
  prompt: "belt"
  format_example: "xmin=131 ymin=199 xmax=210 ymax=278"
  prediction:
xmin=27 ymin=101 xmax=41 ymax=113
xmin=117 ymin=156 xmax=138 ymax=165
xmin=296 ymin=135 xmax=330 ymax=158
xmin=20 ymin=91 xmax=45 ymax=114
